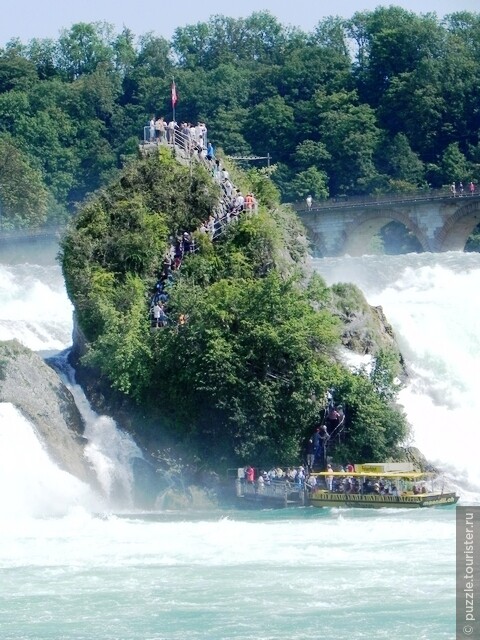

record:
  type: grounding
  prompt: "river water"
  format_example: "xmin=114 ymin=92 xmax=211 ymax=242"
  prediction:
xmin=0 ymin=240 xmax=478 ymax=640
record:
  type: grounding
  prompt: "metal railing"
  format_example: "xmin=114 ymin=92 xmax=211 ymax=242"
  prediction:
xmin=143 ymin=126 xmax=205 ymax=154
xmin=295 ymin=187 xmax=479 ymax=212
xmin=236 ymin=479 xmax=306 ymax=507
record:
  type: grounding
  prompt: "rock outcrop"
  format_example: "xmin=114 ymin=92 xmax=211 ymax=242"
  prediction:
xmin=328 ymin=282 xmax=401 ymax=357
xmin=0 ymin=340 xmax=95 ymax=485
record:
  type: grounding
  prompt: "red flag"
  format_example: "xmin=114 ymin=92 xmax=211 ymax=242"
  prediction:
xmin=171 ymin=81 xmax=177 ymax=107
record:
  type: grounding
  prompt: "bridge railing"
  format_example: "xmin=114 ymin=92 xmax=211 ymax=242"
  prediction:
xmin=294 ymin=186 xmax=476 ymax=212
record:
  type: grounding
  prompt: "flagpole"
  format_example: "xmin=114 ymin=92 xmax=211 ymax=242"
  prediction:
xmin=172 ymin=76 xmax=176 ymax=123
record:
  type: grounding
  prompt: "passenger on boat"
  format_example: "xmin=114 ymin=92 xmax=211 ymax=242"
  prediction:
xmin=296 ymin=467 xmax=306 ymax=488
xmin=326 ymin=464 xmax=334 ymax=490
xmin=257 ymin=474 xmax=265 ymax=493
xmin=306 ymin=439 xmax=315 ymax=471
xmin=351 ymin=479 xmax=360 ymax=494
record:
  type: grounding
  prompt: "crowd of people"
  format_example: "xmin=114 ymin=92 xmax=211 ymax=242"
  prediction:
xmin=241 ymin=463 xmax=427 ymax=498
xmin=148 ymin=117 xmax=208 ymax=152
xmin=243 ymin=465 xmax=309 ymax=491
xmin=450 ymin=181 xmax=476 ymax=196
xmin=240 ymin=389 xmax=349 ymax=494
xmin=146 ymin=117 xmax=258 ymax=329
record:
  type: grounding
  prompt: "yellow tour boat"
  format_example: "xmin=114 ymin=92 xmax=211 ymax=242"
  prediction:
xmin=309 ymin=463 xmax=459 ymax=509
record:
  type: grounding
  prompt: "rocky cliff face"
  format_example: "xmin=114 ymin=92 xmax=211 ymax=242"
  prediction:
xmin=327 ymin=282 xmax=402 ymax=357
xmin=0 ymin=340 xmax=96 ymax=485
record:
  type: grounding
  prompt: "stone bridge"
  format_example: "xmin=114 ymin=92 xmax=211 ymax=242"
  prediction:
xmin=296 ymin=190 xmax=480 ymax=256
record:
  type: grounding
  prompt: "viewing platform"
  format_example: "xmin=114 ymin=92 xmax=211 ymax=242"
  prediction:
xmin=235 ymin=478 xmax=306 ymax=507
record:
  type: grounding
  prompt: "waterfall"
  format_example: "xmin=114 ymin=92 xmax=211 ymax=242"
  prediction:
xmin=50 ymin=351 xmax=144 ymax=507
xmin=0 ymin=402 xmax=100 ymax=517
xmin=0 ymin=242 xmax=146 ymax=515
xmin=0 ymin=261 xmax=73 ymax=351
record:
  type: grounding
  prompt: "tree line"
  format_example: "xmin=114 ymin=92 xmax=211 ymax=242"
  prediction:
xmin=1 ymin=7 xmax=480 ymax=229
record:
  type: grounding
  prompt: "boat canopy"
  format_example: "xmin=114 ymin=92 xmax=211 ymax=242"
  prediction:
xmin=313 ymin=471 xmax=431 ymax=479
xmin=354 ymin=463 xmax=415 ymax=474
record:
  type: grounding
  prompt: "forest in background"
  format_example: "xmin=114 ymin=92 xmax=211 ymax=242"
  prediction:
xmin=0 ymin=7 xmax=479 ymax=231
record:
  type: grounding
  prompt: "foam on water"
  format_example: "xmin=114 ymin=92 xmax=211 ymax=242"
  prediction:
xmin=0 ymin=262 xmax=73 ymax=351
xmin=0 ymin=508 xmax=456 ymax=640
xmin=0 ymin=403 xmax=100 ymax=518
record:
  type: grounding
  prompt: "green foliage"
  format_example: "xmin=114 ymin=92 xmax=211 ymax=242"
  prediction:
xmin=0 ymin=134 xmax=49 ymax=229
xmin=442 ymin=143 xmax=469 ymax=183
xmin=82 ymin=274 xmax=154 ymax=398
xmin=62 ymin=138 xmax=409 ymax=467
xmin=369 ymin=348 xmax=403 ymax=402
xmin=377 ymin=133 xmax=425 ymax=187
xmin=246 ymin=167 xmax=280 ymax=209
xmin=293 ymin=140 xmax=331 ymax=171
xmin=149 ymin=272 xmax=341 ymax=464
xmin=466 ymin=223 xmax=480 ymax=252
xmin=11 ymin=9 xmax=446 ymax=468
xmin=334 ymin=370 xmax=409 ymax=462
xmin=330 ymin=283 xmax=370 ymax=317
xmin=289 ymin=167 xmax=329 ymax=201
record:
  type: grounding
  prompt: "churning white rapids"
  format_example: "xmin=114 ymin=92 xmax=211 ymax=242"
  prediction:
xmin=0 ymin=241 xmax=478 ymax=640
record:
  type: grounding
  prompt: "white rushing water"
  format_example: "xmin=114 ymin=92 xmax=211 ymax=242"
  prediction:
xmin=56 ymin=355 xmax=144 ymax=506
xmin=0 ymin=402 xmax=100 ymax=518
xmin=0 ymin=260 xmax=73 ymax=351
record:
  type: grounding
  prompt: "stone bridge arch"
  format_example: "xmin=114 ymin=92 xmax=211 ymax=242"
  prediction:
xmin=436 ymin=200 xmax=480 ymax=251
xmin=341 ymin=209 xmax=429 ymax=256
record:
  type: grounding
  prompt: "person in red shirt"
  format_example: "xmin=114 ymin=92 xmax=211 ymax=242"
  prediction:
xmin=245 ymin=466 xmax=255 ymax=484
